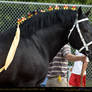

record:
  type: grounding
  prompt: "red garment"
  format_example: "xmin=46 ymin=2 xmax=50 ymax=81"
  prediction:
xmin=69 ymin=73 xmax=86 ymax=87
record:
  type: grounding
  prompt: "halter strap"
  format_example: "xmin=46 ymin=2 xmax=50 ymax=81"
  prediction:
xmin=76 ymin=19 xmax=88 ymax=51
xmin=77 ymin=18 xmax=89 ymax=23
xmin=68 ymin=17 xmax=92 ymax=52
xmin=68 ymin=18 xmax=89 ymax=39
xmin=68 ymin=23 xmax=75 ymax=39
xmin=79 ymin=41 xmax=92 ymax=52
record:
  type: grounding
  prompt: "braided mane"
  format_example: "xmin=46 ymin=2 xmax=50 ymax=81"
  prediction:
xmin=19 ymin=9 xmax=77 ymax=38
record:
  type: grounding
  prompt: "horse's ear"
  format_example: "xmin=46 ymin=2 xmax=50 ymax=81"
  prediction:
xmin=85 ymin=10 xmax=90 ymax=16
xmin=78 ymin=7 xmax=82 ymax=16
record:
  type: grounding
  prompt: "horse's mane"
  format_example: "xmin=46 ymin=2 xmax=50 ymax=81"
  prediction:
xmin=0 ymin=9 xmax=77 ymax=41
xmin=20 ymin=9 xmax=77 ymax=38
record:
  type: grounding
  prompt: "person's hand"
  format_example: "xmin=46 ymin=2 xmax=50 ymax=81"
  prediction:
xmin=81 ymin=55 xmax=87 ymax=63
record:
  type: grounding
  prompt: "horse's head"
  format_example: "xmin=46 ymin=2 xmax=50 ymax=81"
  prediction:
xmin=68 ymin=7 xmax=92 ymax=61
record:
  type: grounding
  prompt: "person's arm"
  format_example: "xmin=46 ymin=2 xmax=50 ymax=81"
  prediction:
xmin=80 ymin=61 xmax=88 ymax=87
xmin=65 ymin=53 xmax=87 ymax=63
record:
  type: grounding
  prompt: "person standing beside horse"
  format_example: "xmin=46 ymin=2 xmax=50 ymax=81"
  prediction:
xmin=69 ymin=50 xmax=89 ymax=87
xmin=46 ymin=44 xmax=87 ymax=87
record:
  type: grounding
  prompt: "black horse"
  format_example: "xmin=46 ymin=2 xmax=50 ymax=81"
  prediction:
xmin=0 ymin=7 xmax=92 ymax=87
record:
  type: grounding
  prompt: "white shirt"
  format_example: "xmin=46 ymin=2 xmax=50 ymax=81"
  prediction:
xmin=72 ymin=50 xmax=89 ymax=75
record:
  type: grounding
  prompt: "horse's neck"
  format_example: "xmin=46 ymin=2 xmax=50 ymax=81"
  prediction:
xmin=33 ymin=24 xmax=68 ymax=61
xmin=31 ymin=10 xmax=76 ymax=61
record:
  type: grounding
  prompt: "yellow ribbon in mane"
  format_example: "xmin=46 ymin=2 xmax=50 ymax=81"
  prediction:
xmin=0 ymin=24 xmax=20 ymax=72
